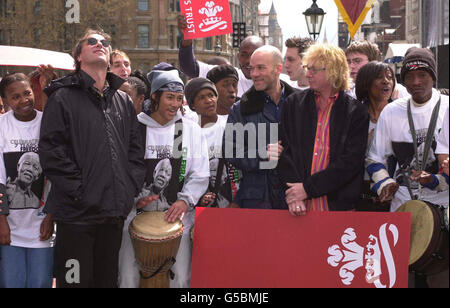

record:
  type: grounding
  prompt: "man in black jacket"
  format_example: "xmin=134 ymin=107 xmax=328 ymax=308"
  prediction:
xmin=39 ymin=29 xmax=147 ymax=288
xmin=224 ymin=45 xmax=299 ymax=209
xmin=278 ymin=44 xmax=369 ymax=215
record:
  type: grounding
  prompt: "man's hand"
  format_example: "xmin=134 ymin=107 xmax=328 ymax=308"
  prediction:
xmin=200 ymin=192 xmax=216 ymax=207
xmin=287 ymin=199 xmax=307 ymax=216
xmin=136 ymin=195 xmax=159 ymax=209
xmin=40 ymin=214 xmax=54 ymax=241
xmin=286 ymin=183 xmax=308 ymax=202
xmin=410 ymin=170 xmax=434 ymax=185
xmin=177 ymin=14 xmax=193 ymax=47
xmin=165 ymin=200 xmax=188 ymax=223
xmin=285 ymin=183 xmax=308 ymax=216
xmin=379 ymin=182 xmax=399 ymax=203
xmin=267 ymin=141 xmax=284 ymax=161
xmin=0 ymin=215 xmax=11 ymax=246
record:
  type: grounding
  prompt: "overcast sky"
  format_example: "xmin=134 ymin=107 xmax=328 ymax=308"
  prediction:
xmin=259 ymin=0 xmax=339 ymax=53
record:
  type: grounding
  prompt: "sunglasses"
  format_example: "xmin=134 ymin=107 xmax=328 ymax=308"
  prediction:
xmin=87 ymin=37 xmax=111 ymax=48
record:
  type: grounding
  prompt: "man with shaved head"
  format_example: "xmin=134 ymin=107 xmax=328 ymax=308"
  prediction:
xmin=223 ymin=45 xmax=299 ymax=209
xmin=177 ymin=15 xmax=290 ymax=97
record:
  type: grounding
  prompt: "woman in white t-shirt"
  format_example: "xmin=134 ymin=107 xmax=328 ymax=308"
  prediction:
xmin=0 ymin=73 xmax=54 ymax=288
xmin=355 ymin=61 xmax=396 ymax=211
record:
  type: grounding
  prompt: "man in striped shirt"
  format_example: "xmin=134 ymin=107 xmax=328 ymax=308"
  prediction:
xmin=278 ymin=45 xmax=369 ymax=216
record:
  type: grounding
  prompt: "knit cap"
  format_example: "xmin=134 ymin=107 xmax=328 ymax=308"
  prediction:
xmin=147 ymin=70 xmax=184 ymax=96
xmin=184 ymin=77 xmax=218 ymax=110
xmin=401 ymin=47 xmax=437 ymax=82
xmin=206 ymin=64 xmax=239 ymax=84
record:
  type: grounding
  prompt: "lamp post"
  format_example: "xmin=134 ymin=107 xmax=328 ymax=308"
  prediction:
xmin=215 ymin=41 xmax=223 ymax=55
xmin=303 ymin=0 xmax=326 ymax=41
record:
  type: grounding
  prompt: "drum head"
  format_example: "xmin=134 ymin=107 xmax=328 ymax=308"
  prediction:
xmin=396 ymin=200 xmax=434 ymax=265
xmin=131 ymin=211 xmax=183 ymax=240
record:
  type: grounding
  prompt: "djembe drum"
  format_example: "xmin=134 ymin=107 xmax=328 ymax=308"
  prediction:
xmin=129 ymin=211 xmax=184 ymax=288
xmin=396 ymin=200 xmax=449 ymax=276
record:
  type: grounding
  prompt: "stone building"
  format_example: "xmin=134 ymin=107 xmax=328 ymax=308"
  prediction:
xmin=258 ymin=1 xmax=282 ymax=51
xmin=0 ymin=0 xmax=263 ymax=74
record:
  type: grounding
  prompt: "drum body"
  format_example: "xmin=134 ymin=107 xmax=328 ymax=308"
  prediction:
xmin=129 ymin=211 xmax=184 ymax=288
xmin=396 ymin=200 xmax=449 ymax=276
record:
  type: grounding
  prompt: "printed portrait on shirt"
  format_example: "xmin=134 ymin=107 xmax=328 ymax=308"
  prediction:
xmin=4 ymin=151 xmax=44 ymax=210
xmin=202 ymin=158 xmax=232 ymax=208
xmin=141 ymin=158 xmax=173 ymax=212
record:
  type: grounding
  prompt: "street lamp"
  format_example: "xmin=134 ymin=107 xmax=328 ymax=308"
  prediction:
xmin=215 ymin=42 xmax=223 ymax=55
xmin=303 ymin=0 xmax=326 ymax=41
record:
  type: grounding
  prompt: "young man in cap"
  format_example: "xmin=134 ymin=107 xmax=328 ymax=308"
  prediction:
xmin=366 ymin=47 xmax=449 ymax=211
xmin=206 ymin=65 xmax=239 ymax=117
xmin=366 ymin=47 xmax=449 ymax=287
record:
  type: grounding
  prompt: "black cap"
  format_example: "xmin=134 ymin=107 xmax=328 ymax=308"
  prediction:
xmin=206 ymin=65 xmax=239 ymax=84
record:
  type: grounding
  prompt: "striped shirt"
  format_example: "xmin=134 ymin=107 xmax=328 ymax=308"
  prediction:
xmin=306 ymin=93 xmax=338 ymax=211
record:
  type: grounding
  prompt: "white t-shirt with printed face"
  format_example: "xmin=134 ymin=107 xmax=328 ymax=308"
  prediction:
xmin=137 ymin=113 xmax=210 ymax=216
xmin=202 ymin=115 xmax=228 ymax=159
xmin=0 ymin=110 xmax=51 ymax=248
xmin=367 ymin=89 xmax=449 ymax=211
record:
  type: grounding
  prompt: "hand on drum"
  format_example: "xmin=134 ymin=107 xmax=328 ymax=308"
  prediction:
xmin=136 ymin=195 xmax=159 ymax=209
xmin=165 ymin=200 xmax=188 ymax=223
xmin=379 ymin=182 xmax=399 ymax=203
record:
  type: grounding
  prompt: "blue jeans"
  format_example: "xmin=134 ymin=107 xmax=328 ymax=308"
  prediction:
xmin=0 ymin=245 xmax=54 ymax=288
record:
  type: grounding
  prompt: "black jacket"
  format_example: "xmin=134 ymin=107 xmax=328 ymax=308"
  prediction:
xmin=278 ymin=89 xmax=369 ymax=211
xmin=39 ymin=70 xmax=145 ymax=223
xmin=224 ymin=80 xmax=299 ymax=209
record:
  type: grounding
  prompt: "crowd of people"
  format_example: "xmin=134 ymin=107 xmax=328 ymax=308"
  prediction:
xmin=0 ymin=14 xmax=448 ymax=289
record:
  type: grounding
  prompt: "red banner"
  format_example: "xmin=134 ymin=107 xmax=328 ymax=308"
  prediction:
xmin=180 ymin=0 xmax=233 ymax=40
xmin=191 ymin=208 xmax=411 ymax=288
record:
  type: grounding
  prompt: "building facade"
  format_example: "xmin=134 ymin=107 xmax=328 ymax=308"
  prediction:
xmin=258 ymin=1 xmax=282 ymax=51
xmin=0 ymin=0 xmax=262 ymax=74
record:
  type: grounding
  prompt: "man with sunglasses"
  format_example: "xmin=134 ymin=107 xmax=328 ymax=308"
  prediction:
xmin=39 ymin=29 xmax=147 ymax=288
